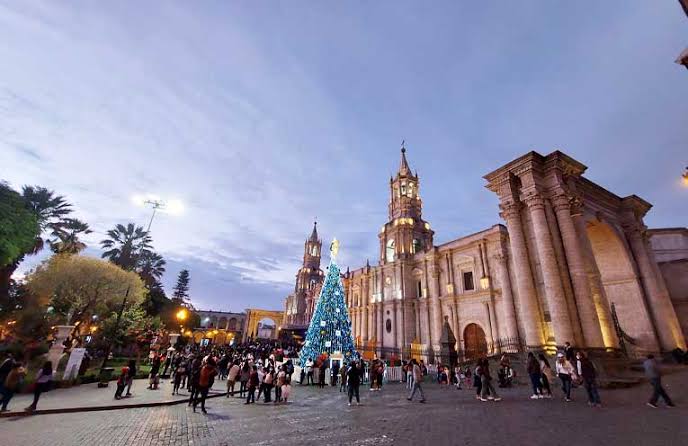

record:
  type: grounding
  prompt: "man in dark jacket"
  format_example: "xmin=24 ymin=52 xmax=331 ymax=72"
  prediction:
xmin=576 ymin=351 xmax=601 ymax=407
xmin=644 ymin=354 xmax=675 ymax=408
xmin=346 ymin=361 xmax=362 ymax=406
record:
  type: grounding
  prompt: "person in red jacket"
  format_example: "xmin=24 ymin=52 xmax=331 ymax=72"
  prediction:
xmin=193 ymin=357 xmax=217 ymax=414
xmin=115 ymin=366 xmax=129 ymax=400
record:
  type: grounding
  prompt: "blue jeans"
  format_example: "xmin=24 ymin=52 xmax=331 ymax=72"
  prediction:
xmin=529 ymin=372 xmax=542 ymax=395
xmin=649 ymin=377 xmax=673 ymax=406
xmin=584 ymin=379 xmax=601 ymax=404
xmin=559 ymin=373 xmax=572 ymax=399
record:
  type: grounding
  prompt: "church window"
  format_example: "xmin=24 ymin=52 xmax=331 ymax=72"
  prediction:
xmin=416 ymin=281 xmax=422 ymax=298
xmin=412 ymin=238 xmax=422 ymax=254
xmin=463 ymin=271 xmax=475 ymax=291
xmin=400 ymin=182 xmax=407 ymax=196
xmin=408 ymin=182 xmax=414 ymax=197
xmin=311 ymin=245 xmax=318 ymax=256
xmin=386 ymin=239 xmax=396 ymax=262
xmin=386 ymin=319 xmax=392 ymax=333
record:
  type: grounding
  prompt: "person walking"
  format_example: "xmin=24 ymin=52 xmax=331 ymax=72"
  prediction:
xmin=263 ymin=367 xmax=274 ymax=403
xmin=473 ymin=360 xmax=483 ymax=400
xmin=193 ymin=357 xmax=217 ymax=413
xmin=239 ymin=362 xmax=250 ymax=398
xmin=318 ymin=363 xmax=327 ymax=389
xmin=527 ymin=352 xmax=543 ymax=399
xmin=226 ymin=360 xmax=240 ymax=397
xmin=339 ymin=362 xmax=348 ymax=392
xmin=148 ymin=354 xmax=161 ymax=390
xmin=406 ymin=359 xmax=426 ymax=403
xmin=478 ymin=358 xmax=501 ymax=402
xmin=538 ymin=353 xmax=554 ymax=398
xmin=644 ymin=354 xmax=675 ymax=408
xmin=25 ymin=361 xmax=53 ymax=412
xmin=187 ymin=356 xmax=202 ymax=406
xmin=281 ymin=375 xmax=292 ymax=403
xmin=275 ymin=366 xmax=286 ymax=403
xmin=172 ymin=359 xmax=186 ymax=395
xmin=331 ymin=361 xmax=340 ymax=387
xmin=305 ymin=358 xmax=314 ymax=385
xmin=0 ymin=362 xmax=25 ymax=412
xmin=114 ymin=365 xmax=129 ymax=400
xmin=245 ymin=365 xmax=259 ymax=404
xmin=555 ymin=352 xmax=576 ymax=402
xmin=576 ymin=351 xmax=601 ymax=407
xmin=346 ymin=361 xmax=362 ymax=406
xmin=125 ymin=359 xmax=136 ymax=397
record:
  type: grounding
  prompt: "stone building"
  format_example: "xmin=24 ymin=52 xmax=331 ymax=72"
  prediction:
xmin=283 ymin=223 xmax=325 ymax=329
xmin=293 ymin=148 xmax=686 ymax=358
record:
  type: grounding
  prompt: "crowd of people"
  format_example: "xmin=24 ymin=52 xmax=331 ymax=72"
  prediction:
xmin=0 ymin=338 xmax=681 ymax=414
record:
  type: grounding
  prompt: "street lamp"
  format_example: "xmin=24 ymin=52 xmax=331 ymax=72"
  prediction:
xmin=176 ymin=308 xmax=188 ymax=336
xmin=682 ymin=167 xmax=688 ymax=187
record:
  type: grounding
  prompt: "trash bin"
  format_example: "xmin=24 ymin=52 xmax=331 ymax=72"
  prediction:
xmin=97 ymin=367 xmax=114 ymax=388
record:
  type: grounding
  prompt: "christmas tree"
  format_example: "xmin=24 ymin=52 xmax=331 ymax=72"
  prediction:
xmin=300 ymin=239 xmax=357 ymax=367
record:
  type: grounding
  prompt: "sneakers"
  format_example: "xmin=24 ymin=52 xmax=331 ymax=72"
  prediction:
xmin=480 ymin=398 xmax=488 ymax=402
xmin=646 ymin=402 xmax=658 ymax=409
xmin=487 ymin=396 xmax=495 ymax=401
xmin=348 ymin=402 xmax=351 ymax=406
xmin=565 ymin=398 xmax=572 ymax=402
xmin=545 ymin=394 xmax=553 ymax=399
xmin=537 ymin=395 xmax=544 ymax=399
xmin=356 ymin=402 xmax=361 ymax=406
xmin=493 ymin=397 xmax=502 ymax=402
xmin=530 ymin=395 xmax=539 ymax=400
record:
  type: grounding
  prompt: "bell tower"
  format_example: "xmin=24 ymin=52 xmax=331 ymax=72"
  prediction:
xmin=291 ymin=222 xmax=324 ymax=325
xmin=379 ymin=144 xmax=434 ymax=264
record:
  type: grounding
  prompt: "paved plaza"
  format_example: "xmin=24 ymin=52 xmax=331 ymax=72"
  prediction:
xmin=1 ymin=369 xmax=686 ymax=446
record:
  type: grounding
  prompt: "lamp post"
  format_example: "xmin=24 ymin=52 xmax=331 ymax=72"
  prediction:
xmin=144 ymin=199 xmax=166 ymax=232
xmin=176 ymin=308 xmax=188 ymax=340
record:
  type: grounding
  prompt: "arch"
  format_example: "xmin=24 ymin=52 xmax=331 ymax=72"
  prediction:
xmin=243 ymin=309 xmax=284 ymax=342
xmin=228 ymin=317 xmax=237 ymax=331
xmin=219 ymin=317 xmax=228 ymax=329
xmin=586 ymin=220 xmax=658 ymax=350
xmin=386 ymin=239 xmax=396 ymax=262
xmin=463 ymin=323 xmax=488 ymax=359
xmin=257 ymin=317 xmax=277 ymax=339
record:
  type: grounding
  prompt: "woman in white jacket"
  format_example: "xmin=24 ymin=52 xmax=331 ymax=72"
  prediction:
xmin=555 ymin=352 xmax=577 ymax=402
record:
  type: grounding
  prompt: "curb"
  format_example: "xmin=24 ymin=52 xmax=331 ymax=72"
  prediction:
xmin=0 ymin=390 xmax=239 ymax=419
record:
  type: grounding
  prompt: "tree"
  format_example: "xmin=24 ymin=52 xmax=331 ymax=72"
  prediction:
xmin=100 ymin=223 xmax=152 ymax=271
xmin=299 ymin=256 xmax=357 ymax=367
xmin=49 ymin=218 xmax=92 ymax=254
xmin=137 ymin=251 xmax=166 ymax=288
xmin=0 ymin=184 xmax=73 ymax=309
xmin=0 ymin=182 xmax=39 ymax=267
xmin=26 ymin=255 xmax=146 ymax=326
xmin=171 ymin=269 xmax=190 ymax=306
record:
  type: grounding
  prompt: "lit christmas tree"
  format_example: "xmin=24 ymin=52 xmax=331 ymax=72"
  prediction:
xmin=300 ymin=239 xmax=358 ymax=367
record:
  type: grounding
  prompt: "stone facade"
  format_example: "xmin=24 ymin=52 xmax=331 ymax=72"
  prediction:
xmin=649 ymin=228 xmax=688 ymax=342
xmin=285 ymin=148 xmax=687 ymax=357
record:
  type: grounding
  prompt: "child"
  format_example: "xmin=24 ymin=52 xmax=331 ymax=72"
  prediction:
xmin=173 ymin=360 xmax=185 ymax=395
xmin=115 ymin=366 xmax=129 ymax=400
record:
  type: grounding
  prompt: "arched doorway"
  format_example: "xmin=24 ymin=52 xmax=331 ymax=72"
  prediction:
xmin=464 ymin=323 xmax=488 ymax=359
xmin=586 ymin=220 xmax=658 ymax=351
xmin=257 ymin=317 xmax=277 ymax=339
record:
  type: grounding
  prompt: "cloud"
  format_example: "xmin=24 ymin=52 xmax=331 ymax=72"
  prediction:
xmin=1 ymin=1 xmax=686 ymax=311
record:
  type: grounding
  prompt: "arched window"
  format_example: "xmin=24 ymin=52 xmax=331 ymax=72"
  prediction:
xmin=311 ymin=244 xmax=318 ymax=256
xmin=412 ymin=239 xmax=422 ymax=254
xmin=228 ymin=318 xmax=237 ymax=331
xmin=386 ymin=239 xmax=396 ymax=262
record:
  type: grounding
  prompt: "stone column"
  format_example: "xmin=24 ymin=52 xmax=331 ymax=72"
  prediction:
xmin=377 ymin=303 xmax=383 ymax=351
xmin=525 ymin=195 xmax=575 ymax=346
xmin=625 ymin=223 xmax=686 ymax=351
xmin=451 ymin=299 xmax=460 ymax=350
xmin=396 ymin=301 xmax=404 ymax=350
xmin=493 ymin=252 xmax=519 ymax=341
xmin=500 ymin=202 xmax=545 ymax=347
xmin=552 ymin=195 xmax=605 ymax=348
xmin=414 ymin=303 xmax=421 ymax=342
xmin=391 ymin=302 xmax=398 ymax=350
xmin=362 ymin=306 xmax=368 ymax=343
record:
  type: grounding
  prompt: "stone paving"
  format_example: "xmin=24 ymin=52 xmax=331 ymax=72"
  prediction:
xmin=2 ymin=377 xmax=222 ymax=413
xmin=1 ymin=370 xmax=687 ymax=446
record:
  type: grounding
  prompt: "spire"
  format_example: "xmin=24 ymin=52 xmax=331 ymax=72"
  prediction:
xmin=399 ymin=141 xmax=411 ymax=176
xmin=309 ymin=220 xmax=319 ymax=242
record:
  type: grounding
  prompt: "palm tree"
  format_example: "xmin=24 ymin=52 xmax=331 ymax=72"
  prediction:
xmin=21 ymin=186 xmax=73 ymax=254
xmin=49 ymin=218 xmax=92 ymax=254
xmin=137 ymin=251 xmax=166 ymax=287
xmin=1 ymin=186 xmax=74 ymax=304
xmin=100 ymin=223 xmax=152 ymax=271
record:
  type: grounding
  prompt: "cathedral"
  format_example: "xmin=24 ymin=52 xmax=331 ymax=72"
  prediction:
xmin=285 ymin=147 xmax=688 ymax=359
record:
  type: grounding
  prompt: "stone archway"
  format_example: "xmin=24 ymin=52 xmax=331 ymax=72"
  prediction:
xmin=463 ymin=323 xmax=488 ymax=359
xmin=586 ymin=220 xmax=658 ymax=352
xmin=243 ymin=309 xmax=285 ymax=342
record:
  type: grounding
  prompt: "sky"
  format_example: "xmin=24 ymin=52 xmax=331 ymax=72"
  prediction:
xmin=1 ymin=1 xmax=687 ymax=313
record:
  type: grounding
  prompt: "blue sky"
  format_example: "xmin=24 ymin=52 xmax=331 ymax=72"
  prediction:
xmin=1 ymin=1 xmax=687 ymax=312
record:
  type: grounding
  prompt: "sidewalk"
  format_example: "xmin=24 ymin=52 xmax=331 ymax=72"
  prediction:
xmin=0 ymin=376 xmax=227 ymax=418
